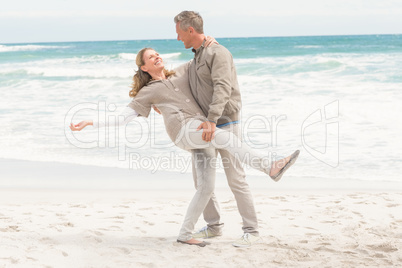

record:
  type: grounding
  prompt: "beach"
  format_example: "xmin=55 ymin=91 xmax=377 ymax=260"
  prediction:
xmin=1 ymin=158 xmax=401 ymax=268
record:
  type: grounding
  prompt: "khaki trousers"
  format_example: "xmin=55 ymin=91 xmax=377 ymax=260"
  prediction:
xmin=177 ymin=120 xmax=262 ymax=241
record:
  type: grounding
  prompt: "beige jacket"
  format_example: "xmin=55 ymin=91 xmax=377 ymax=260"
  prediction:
xmin=189 ymin=42 xmax=242 ymax=125
xmin=127 ymin=63 xmax=206 ymax=142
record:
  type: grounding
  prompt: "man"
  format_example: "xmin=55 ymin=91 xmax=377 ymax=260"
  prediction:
xmin=174 ymin=11 xmax=261 ymax=247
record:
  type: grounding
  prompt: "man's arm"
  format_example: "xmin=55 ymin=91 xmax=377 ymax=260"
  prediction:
xmin=197 ymin=46 xmax=234 ymax=142
xmin=206 ymin=46 xmax=234 ymax=124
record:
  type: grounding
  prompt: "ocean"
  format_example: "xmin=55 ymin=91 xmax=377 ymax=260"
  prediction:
xmin=1 ymin=35 xmax=401 ymax=183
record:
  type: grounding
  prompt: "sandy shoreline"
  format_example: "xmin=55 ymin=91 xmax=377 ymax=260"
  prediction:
xmin=2 ymin=157 xmax=401 ymax=192
xmin=1 ymin=158 xmax=402 ymax=267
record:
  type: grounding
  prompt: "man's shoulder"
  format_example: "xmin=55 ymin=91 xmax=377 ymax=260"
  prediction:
xmin=204 ymin=43 xmax=231 ymax=57
xmin=205 ymin=44 xmax=231 ymax=54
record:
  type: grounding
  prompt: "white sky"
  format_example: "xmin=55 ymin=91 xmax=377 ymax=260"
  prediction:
xmin=1 ymin=0 xmax=401 ymax=43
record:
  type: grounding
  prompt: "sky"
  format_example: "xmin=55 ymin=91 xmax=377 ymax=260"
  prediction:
xmin=1 ymin=0 xmax=401 ymax=43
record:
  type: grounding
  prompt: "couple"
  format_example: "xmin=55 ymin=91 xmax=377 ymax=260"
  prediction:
xmin=70 ymin=11 xmax=299 ymax=248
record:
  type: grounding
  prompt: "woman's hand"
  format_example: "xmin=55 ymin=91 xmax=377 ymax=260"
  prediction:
xmin=70 ymin=120 xmax=92 ymax=131
xmin=204 ymin=36 xmax=219 ymax=47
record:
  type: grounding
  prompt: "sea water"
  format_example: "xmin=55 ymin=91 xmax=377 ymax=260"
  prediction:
xmin=1 ymin=35 xmax=401 ymax=182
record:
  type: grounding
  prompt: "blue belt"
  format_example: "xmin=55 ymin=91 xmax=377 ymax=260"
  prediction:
xmin=217 ymin=121 xmax=239 ymax=128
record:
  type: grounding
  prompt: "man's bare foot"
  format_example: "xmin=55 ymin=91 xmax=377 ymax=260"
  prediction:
xmin=269 ymin=155 xmax=292 ymax=177
xmin=176 ymin=238 xmax=210 ymax=247
xmin=184 ymin=238 xmax=204 ymax=245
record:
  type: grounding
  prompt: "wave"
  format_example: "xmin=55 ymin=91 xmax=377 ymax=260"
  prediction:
xmin=0 ymin=52 xmax=186 ymax=78
xmin=2 ymin=52 xmax=399 ymax=81
xmin=23 ymin=67 xmax=130 ymax=79
xmin=118 ymin=52 xmax=181 ymax=61
xmin=234 ymin=53 xmax=402 ymax=77
xmin=294 ymin=45 xmax=323 ymax=49
xmin=118 ymin=53 xmax=137 ymax=60
xmin=161 ymin=52 xmax=181 ymax=59
xmin=0 ymin=44 xmax=71 ymax=52
xmin=0 ymin=63 xmax=132 ymax=79
xmin=0 ymin=61 xmax=184 ymax=79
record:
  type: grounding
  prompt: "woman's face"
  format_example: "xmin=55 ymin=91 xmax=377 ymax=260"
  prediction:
xmin=140 ymin=49 xmax=164 ymax=74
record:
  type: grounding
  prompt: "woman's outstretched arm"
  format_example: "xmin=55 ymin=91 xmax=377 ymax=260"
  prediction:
xmin=70 ymin=107 xmax=139 ymax=131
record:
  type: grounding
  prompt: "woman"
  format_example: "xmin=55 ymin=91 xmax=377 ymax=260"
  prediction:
xmin=70 ymin=47 xmax=300 ymax=246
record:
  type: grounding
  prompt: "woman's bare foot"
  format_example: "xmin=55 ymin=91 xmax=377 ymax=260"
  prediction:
xmin=269 ymin=150 xmax=300 ymax=182
xmin=269 ymin=155 xmax=292 ymax=177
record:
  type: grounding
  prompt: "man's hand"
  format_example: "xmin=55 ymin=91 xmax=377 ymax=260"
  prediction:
xmin=197 ymin=121 xmax=216 ymax=142
xmin=152 ymin=105 xmax=161 ymax=114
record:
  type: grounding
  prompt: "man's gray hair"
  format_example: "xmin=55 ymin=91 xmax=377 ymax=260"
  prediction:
xmin=174 ymin=11 xmax=204 ymax=34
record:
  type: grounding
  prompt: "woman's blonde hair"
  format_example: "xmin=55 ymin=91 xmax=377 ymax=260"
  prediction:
xmin=129 ymin=48 xmax=175 ymax=98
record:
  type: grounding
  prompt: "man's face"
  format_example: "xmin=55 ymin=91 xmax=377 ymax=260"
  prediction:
xmin=176 ymin=22 xmax=192 ymax=49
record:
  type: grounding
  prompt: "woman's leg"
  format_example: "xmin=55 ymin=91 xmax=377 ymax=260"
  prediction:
xmin=176 ymin=120 xmax=271 ymax=175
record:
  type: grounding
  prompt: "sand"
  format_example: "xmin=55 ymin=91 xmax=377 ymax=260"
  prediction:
xmin=1 ymin=159 xmax=401 ymax=267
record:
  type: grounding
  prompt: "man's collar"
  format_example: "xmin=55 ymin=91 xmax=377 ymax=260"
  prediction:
xmin=192 ymin=39 xmax=206 ymax=54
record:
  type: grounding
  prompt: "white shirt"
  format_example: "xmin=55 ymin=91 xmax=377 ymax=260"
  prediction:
xmin=92 ymin=107 xmax=138 ymax=128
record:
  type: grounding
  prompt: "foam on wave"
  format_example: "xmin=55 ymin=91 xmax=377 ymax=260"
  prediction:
xmin=0 ymin=44 xmax=71 ymax=52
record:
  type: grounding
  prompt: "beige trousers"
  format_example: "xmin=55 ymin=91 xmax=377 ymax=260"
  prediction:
xmin=177 ymin=119 xmax=264 ymax=241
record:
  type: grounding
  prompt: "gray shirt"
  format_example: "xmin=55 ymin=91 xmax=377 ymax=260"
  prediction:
xmin=127 ymin=63 xmax=206 ymax=142
xmin=189 ymin=42 xmax=242 ymax=125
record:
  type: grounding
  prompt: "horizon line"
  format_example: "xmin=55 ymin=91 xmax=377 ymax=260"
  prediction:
xmin=1 ymin=33 xmax=401 ymax=45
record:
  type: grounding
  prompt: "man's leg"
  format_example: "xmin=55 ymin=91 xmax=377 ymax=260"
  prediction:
xmin=191 ymin=149 xmax=224 ymax=236
xmin=177 ymin=148 xmax=217 ymax=241
xmin=218 ymin=123 xmax=259 ymax=235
